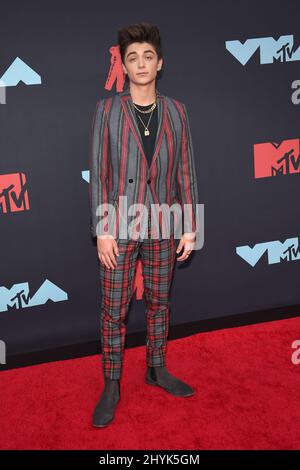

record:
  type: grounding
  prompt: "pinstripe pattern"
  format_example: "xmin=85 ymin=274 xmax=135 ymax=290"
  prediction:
xmin=89 ymin=86 xmax=199 ymax=241
xmin=99 ymin=212 xmax=177 ymax=379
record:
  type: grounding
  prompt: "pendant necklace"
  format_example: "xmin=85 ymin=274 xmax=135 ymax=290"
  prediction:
xmin=133 ymin=101 xmax=157 ymax=136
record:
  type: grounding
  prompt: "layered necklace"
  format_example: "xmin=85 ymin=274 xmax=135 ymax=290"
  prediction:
xmin=132 ymin=95 xmax=157 ymax=136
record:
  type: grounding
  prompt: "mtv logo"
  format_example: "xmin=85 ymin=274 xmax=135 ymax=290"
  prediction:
xmin=253 ymin=139 xmax=300 ymax=178
xmin=0 ymin=57 xmax=41 ymax=87
xmin=0 ymin=172 xmax=29 ymax=214
xmin=0 ymin=279 xmax=68 ymax=312
xmin=225 ymin=35 xmax=300 ymax=65
xmin=81 ymin=170 xmax=89 ymax=183
xmin=236 ymin=237 xmax=300 ymax=266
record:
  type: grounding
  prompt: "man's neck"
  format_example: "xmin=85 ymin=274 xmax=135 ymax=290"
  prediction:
xmin=129 ymin=82 xmax=157 ymax=106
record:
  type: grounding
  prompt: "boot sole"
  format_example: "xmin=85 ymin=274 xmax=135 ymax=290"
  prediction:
xmin=92 ymin=418 xmax=114 ymax=428
xmin=146 ymin=377 xmax=195 ymax=397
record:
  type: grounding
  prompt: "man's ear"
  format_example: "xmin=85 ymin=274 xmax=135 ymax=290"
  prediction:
xmin=157 ymin=58 xmax=163 ymax=72
xmin=122 ymin=63 xmax=127 ymax=75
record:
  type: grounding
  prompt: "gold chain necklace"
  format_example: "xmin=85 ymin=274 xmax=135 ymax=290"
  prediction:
xmin=132 ymin=90 xmax=157 ymax=136
xmin=133 ymin=102 xmax=156 ymax=136
xmin=132 ymin=102 xmax=156 ymax=114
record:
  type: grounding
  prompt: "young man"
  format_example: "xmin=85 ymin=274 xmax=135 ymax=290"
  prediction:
xmin=89 ymin=22 xmax=199 ymax=427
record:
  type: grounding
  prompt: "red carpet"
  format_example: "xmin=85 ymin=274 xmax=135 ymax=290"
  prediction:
xmin=1 ymin=316 xmax=300 ymax=450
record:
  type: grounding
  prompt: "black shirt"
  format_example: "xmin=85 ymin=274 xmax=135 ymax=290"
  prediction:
xmin=133 ymin=102 xmax=158 ymax=168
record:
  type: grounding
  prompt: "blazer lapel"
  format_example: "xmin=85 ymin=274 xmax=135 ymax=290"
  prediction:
xmin=120 ymin=86 xmax=166 ymax=171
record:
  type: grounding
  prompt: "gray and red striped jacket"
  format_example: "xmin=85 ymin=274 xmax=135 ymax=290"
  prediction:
xmin=89 ymin=86 xmax=199 ymax=242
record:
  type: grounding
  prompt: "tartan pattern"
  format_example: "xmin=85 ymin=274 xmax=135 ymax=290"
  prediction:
xmin=90 ymin=87 xmax=200 ymax=379
xmin=99 ymin=213 xmax=177 ymax=379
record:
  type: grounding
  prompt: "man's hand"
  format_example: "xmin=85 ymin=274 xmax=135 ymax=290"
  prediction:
xmin=97 ymin=235 xmax=119 ymax=270
xmin=176 ymin=232 xmax=196 ymax=261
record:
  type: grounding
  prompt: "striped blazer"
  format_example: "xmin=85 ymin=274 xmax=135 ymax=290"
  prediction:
xmin=89 ymin=86 xmax=199 ymax=242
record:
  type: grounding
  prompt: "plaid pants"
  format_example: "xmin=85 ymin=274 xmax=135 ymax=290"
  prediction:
xmin=99 ymin=213 xmax=177 ymax=380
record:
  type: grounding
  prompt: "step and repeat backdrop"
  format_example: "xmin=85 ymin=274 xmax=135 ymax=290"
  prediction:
xmin=1 ymin=0 xmax=300 ymax=364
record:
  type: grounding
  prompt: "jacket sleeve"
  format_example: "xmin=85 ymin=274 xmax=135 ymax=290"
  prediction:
xmin=89 ymin=99 xmax=114 ymax=238
xmin=176 ymin=102 xmax=199 ymax=234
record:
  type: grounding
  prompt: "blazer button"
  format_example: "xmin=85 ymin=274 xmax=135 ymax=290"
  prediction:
xmin=147 ymin=178 xmax=151 ymax=184
xmin=128 ymin=178 xmax=133 ymax=183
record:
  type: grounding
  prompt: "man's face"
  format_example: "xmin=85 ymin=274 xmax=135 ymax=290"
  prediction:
xmin=122 ymin=42 xmax=163 ymax=86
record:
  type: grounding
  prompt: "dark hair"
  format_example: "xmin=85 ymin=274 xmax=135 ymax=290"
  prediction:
xmin=118 ymin=22 xmax=163 ymax=64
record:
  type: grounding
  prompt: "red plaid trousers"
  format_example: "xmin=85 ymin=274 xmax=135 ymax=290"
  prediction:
xmin=99 ymin=213 xmax=177 ymax=379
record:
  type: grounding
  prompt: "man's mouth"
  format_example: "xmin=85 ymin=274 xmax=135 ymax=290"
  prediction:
xmin=137 ymin=72 xmax=148 ymax=75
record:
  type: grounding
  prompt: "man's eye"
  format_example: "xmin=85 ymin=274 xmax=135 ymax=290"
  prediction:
xmin=129 ymin=56 xmax=152 ymax=62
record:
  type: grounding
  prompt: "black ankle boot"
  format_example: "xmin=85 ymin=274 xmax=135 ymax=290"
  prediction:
xmin=92 ymin=377 xmax=120 ymax=427
xmin=146 ymin=366 xmax=195 ymax=397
